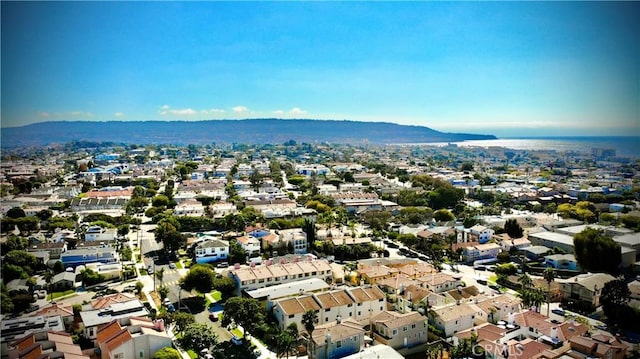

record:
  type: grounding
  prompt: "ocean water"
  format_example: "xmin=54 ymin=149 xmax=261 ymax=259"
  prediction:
xmin=426 ymin=136 xmax=640 ymax=158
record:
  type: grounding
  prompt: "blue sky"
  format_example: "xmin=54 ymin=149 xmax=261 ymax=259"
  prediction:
xmin=2 ymin=2 xmax=638 ymax=137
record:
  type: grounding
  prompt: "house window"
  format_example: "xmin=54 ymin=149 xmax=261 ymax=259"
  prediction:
xmin=412 ymin=324 xmax=416 ymax=329
xmin=114 ymin=354 xmax=124 ymax=359
xmin=393 ymin=329 xmax=397 ymax=335
xmin=89 ymin=328 xmax=94 ymax=337
xmin=403 ymin=326 xmax=407 ymax=332
xmin=336 ymin=340 xmax=341 ymax=348
xmin=326 ymin=308 xmax=330 ymax=312
xmin=289 ymin=315 xmax=294 ymax=319
xmin=139 ymin=350 xmax=144 ymax=358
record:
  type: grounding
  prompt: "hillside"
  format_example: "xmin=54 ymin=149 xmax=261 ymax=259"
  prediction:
xmin=0 ymin=119 xmax=495 ymax=147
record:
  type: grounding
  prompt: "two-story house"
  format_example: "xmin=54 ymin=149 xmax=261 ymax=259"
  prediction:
xmin=235 ymin=235 xmax=261 ymax=257
xmin=371 ymin=310 xmax=428 ymax=353
xmin=309 ymin=318 xmax=365 ymax=359
xmin=194 ymin=238 xmax=229 ymax=264
xmin=85 ymin=226 xmax=117 ymax=241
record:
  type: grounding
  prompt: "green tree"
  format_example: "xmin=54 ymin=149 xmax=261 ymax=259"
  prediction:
xmin=1 ymin=284 xmax=15 ymax=313
xmin=211 ymin=276 xmax=237 ymax=299
xmin=543 ymin=267 xmax=556 ymax=317
xmin=156 ymin=267 xmax=165 ymax=287
xmin=53 ymin=260 xmax=65 ymax=274
xmin=7 ymin=207 xmax=26 ymax=218
xmin=180 ymin=264 xmax=215 ymax=293
xmin=504 ymin=219 xmax=523 ymax=238
xmin=173 ymin=311 xmax=195 ymax=332
xmin=302 ymin=309 xmax=318 ymax=335
xmin=152 ymin=194 xmax=170 ymax=207
xmin=573 ymin=227 xmax=621 ymax=273
xmin=158 ymin=286 xmax=169 ymax=300
xmin=222 ymin=297 xmax=265 ymax=335
xmin=153 ymin=347 xmax=181 ymax=359
xmin=1 ymin=236 xmax=29 ymax=253
xmin=179 ymin=322 xmax=218 ymax=353
xmin=80 ymin=268 xmax=105 ymax=286
xmin=600 ymin=278 xmax=630 ymax=324
xmin=3 ymin=250 xmax=38 ymax=275
xmin=433 ymin=209 xmax=455 ymax=222
xmin=518 ymin=273 xmax=533 ymax=291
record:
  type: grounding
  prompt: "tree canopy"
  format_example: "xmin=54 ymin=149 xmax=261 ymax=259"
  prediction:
xmin=178 ymin=322 xmax=218 ymax=353
xmin=573 ymin=228 xmax=621 ymax=273
xmin=180 ymin=264 xmax=215 ymax=293
xmin=221 ymin=297 xmax=265 ymax=334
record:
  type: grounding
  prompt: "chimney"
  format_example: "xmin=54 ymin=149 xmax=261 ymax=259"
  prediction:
xmin=550 ymin=327 xmax=558 ymax=339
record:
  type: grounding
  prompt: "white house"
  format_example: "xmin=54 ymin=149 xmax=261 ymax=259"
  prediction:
xmin=194 ymin=238 xmax=229 ymax=264
xmin=236 ymin=235 xmax=261 ymax=256
xmin=85 ymin=226 xmax=117 ymax=241
xmin=278 ymin=228 xmax=308 ymax=254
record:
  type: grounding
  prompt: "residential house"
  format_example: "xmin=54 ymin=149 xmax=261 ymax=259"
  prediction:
xmin=96 ymin=317 xmax=172 ymax=359
xmin=475 ymin=295 xmax=522 ymax=324
xmin=558 ymin=273 xmax=616 ymax=308
xmin=194 ymin=238 xmax=229 ymax=264
xmin=271 ymin=286 xmax=386 ymax=330
xmin=278 ymin=228 xmax=308 ymax=254
xmin=236 ymin=235 xmax=261 ymax=256
xmin=470 ymin=224 xmax=494 ymax=244
xmin=85 ymin=226 xmax=117 ymax=241
xmin=271 ymin=295 xmax=322 ymax=332
xmin=357 ymin=264 xmax=399 ymax=285
xmin=462 ymin=243 xmax=501 ymax=264
xmin=569 ymin=334 xmax=628 ymax=359
xmin=314 ymin=289 xmax=356 ymax=325
xmin=430 ymin=302 xmax=486 ymax=337
xmin=31 ymin=303 xmax=75 ymax=327
xmin=79 ymin=300 xmax=149 ymax=340
xmin=396 ymin=284 xmax=431 ymax=313
xmin=309 ymin=318 xmax=365 ymax=359
xmin=51 ymin=271 xmax=76 ymax=291
xmin=5 ymin=331 xmax=89 ymax=359
xmin=416 ymin=272 xmax=463 ymax=294
xmin=173 ymin=198 xmax=205 ymax=217
xmin=60 ymin=246 xmax=119 ymax=268
xmin=544 ymin=254 xmax=580 ymax=271
xmin=27 ymin=241 xmax=67 ymax=263
xmin=0 ymin=315 xmax=66 ymax=354
xmin=230 ymin=259 xmax=333 ymax=295
xmin=371 ymin=310 xmax=428 ymax=353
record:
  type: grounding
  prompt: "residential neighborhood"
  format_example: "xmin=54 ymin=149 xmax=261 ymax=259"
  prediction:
xmin=1 ymin=140 xmax=639 ymax=359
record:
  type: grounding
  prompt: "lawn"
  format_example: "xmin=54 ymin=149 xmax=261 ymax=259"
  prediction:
xmin=186 ymin=350 xmax=197 ymax=359
xmin=230 ymin=327 xmax=244 ymax=338
xmin=488 ymin=274 xmax=498 ymax=283
xmin=210 ymin=290 xmax=222 ymax=301
xmin=49 ymin=289 xmax=76 ymax=300
xmin=175 ymin=261 xmax=183 ymax=269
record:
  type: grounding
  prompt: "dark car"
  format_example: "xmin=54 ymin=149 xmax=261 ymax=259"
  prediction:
xmin=25 ymin=304 xmax=39 ymax=313
xmin=551 ymin=309 xmax=565 ymax=316
xmin=209 ymin=312 xmax=219 ymax=322
xmin=93 ymin=285 xmax=108 ymax=291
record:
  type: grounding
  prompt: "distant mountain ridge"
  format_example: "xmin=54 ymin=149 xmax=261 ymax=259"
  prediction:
xmin=1 ymin=119 xmax=496 ymax=147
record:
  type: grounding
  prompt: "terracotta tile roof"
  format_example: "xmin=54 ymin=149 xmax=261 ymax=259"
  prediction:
xmin=96 ymin=320 xmax=122 ymax=344
xmin=33 ymin=303 xmax=74 ymax=317
xmin=12 ymin=335 xmax=36 ymax=351
xmin=91 ymin=292 xmax=137 ymax=309
xmin=103 ymin=328 xmax=132 ymax=354
xmin=512 ymin=310 xmax=554 ymax=332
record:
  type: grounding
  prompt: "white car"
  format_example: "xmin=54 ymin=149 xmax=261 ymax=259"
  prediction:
xmin=162 ymin=298 xmax=171 ymax=306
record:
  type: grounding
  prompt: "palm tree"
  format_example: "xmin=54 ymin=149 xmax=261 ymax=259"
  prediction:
xmin=302 ymin=309 xmax=318 ymax=336
xmin=155 ymin=267 xmax=165 ymax=288
xmin=543 ymin=267 xmax=557 ymax=317
xmin=43 ymin=270 xmax=54 ymax=300
xmin=518 ymin=273 xmax=532 ymax=291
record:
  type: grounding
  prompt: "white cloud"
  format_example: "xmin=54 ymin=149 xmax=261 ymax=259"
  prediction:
xmin=69 ymin=111 xmax=94 ymax=118
xmin=114 ymin=112 xmax=124 ymax=118
xmin=160 ymin=108 xmax=197 ymax=116
xmin=161 ymin=105 xmax=170 ymax=110
xmin=233 ymin=106 xmax=248 ymax=113
xmin=289 ymin=107 xmax=307 ymax=115
xmin=201 ymin=108 xmax=225 ymax=114
xmin=39 ymin=112 xmax=50 ymax=117
xmin=273 ymin=110 xmax=284 ymax=115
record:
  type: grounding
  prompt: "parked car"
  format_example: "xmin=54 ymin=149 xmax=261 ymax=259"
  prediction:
xmin=163 ymin=298 xmax=171 ymax=307
xmin=595 ymin=324 xmax=608 ymax=331
xmin=209 ymin=312 xmax=219 ymax=322
xmin=231 ymin=336 xmax=243 ymax=346
xmin=93 ymin=285 xmax=108 ymax=291
xmin=477 ymin=279 xmax=488 ymax=285
xmin=122 ymin=285 xmax=138 ymax=293
xmin=25 ymin=304 xmax=39 ymax=313
xmin=147 ymin=266 xmax=154 ymax=275
xmin=168 ymin=262 xmax=176 ymax=269
xmin=167 ymin=304 xmax=175 ymax=313
xmin=217 ymin=262 xmax=229 ymax=268
xmin=551 ymin=309 xmax=565 ymax=316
